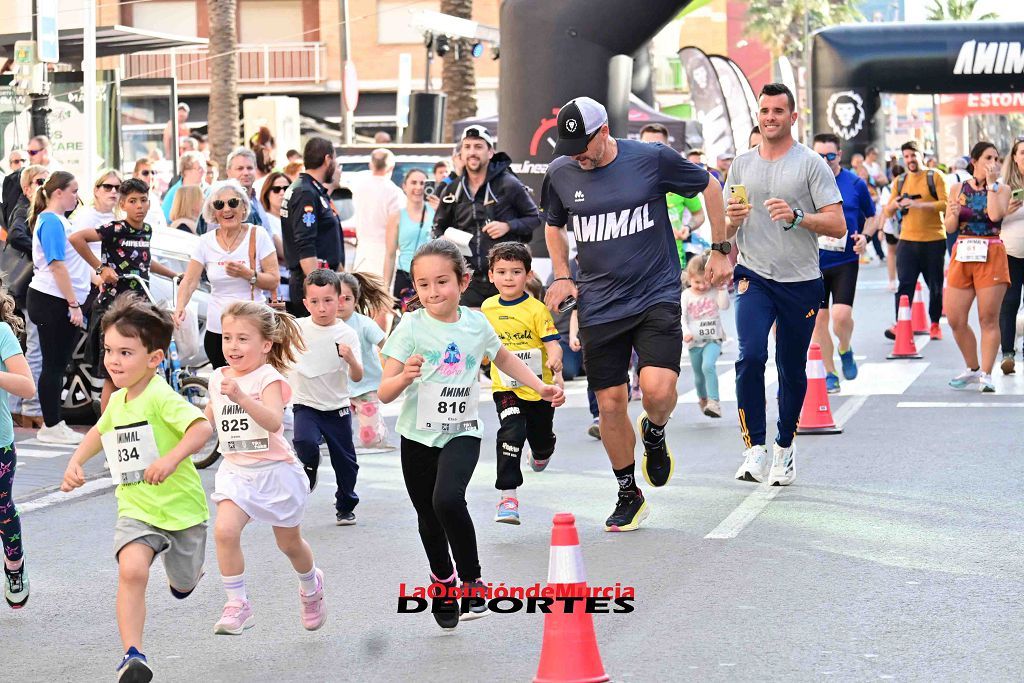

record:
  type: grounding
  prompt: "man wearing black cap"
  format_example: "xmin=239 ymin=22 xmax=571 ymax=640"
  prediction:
xmin=432 ymin=125 xmax=541 ymax=307
xmin=542 ymin=96 xmax=730 ymax=532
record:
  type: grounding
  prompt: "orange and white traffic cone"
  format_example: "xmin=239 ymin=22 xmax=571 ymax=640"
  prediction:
xmin=888 ymin=295 xmax=922 ymax=359
xmin=534 ymin=513 xmax=609 ymax=683
xmin=796 ymin=343 xmax=842 ymax=435
xmin=911 ymin=281 xmax=928 ymax=335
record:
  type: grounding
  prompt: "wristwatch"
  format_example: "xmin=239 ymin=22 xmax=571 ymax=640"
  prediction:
xmin=95 ymin=264 xmax=106 ymax=275
xmin=785 ymin=208 xmax=805 ymax=231
xmin=710 ymin=241 xmax=732 ymax=255
xmin=249 ymin=274 xmax=258 ymax=286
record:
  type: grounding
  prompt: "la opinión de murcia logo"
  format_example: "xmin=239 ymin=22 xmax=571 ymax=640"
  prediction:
xmin=954 ymin=40 xmax=1024 ymax=75
xmin=826 ymin=90 xmax=866 ymax=141
xmin=397 ymin=581 xmax=636 ymax=616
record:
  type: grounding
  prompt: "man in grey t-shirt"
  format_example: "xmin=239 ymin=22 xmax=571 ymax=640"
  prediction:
xmin=722 ymin=83 xmax=845 ymax=487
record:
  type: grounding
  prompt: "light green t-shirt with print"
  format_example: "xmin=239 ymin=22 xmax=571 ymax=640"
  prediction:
xmin=381 ymin=307 xmax=502 ymax=449
xmin=0 ymin=323 xmax=25 ymax=447
xmin=97 ymin=375 xmax=209 ymax=531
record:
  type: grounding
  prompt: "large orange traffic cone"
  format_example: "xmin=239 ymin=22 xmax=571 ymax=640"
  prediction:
xmin=534 ymin=513 xmax=609 ymax=683
xmin=888 ymin=295 xmax=922 ymax=359
xmin=796 ymin=343 xmax=842 ymax=435
xmin=911 ymin=281 xmax=928 ymax=335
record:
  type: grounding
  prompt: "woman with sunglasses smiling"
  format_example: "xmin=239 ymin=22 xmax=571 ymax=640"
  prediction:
xmin=259 ymin=171 xmax=292 ymax=303
xmin=175 ymin=180 xmax=280 ymax=368
xmin=26 ymin=171 xmax=90 ymax=444
xmin=71 ymin=169 xmax=123 ymax=268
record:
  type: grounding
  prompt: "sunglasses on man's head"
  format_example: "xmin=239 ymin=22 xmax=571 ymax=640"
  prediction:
xmin=99 ymin=183 xmax=120 ymax=192
xmin=269 ymin=185 xmax=289 ymax=194
xmin=819 ymin=152 xmax=838 ymax=162
xmin=213 ymin=198 xmax=242 ymax=210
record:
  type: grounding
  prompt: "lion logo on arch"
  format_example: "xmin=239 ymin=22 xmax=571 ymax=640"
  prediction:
xmin=826 ymin=90 xmax=866 ymax=140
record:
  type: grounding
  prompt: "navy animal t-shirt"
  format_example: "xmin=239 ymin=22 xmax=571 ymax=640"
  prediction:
xmin=541 ymin=139 xmax=710 ymax=326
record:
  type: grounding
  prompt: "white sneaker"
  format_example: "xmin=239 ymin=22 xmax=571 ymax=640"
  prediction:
xmin=768 ymin=443 xmax=796 ymax=486
xmin=735 ymin=445 xmax=769 ymax=482
xmin=37 ymin=421 xmax=83 ymax=445
xmin=979 ymin=373 xmax=995 ymax=393
xmin=703 ymin=399 xmax=722 ymax=418
xmin=949 ymin=370 xmax=982 ymax=390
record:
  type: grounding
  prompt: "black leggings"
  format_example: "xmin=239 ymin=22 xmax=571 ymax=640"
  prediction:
xmin=26 ymin=289 xmax=77 ymax=427
xmin=400 ymin=436 xmax=481 ymax=583
xmin=204 ymin=331 xmax=227 ymax=369
xmin=895 ymin=239 xmax=946 ymax=323
xmin=493 ymin=391 xmax=555 ymax=491
xmin=999 ymin=253 xmax=1024 ymax=354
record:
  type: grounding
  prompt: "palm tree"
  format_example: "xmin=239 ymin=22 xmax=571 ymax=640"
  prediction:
xmin=440 ymin=0 xmax=477 ymax=143
xmin=745 ymin=0 xmax=862 ymax=68
xmin=926 ymin=0 xmax=998 ymax=21
xmin=208 ymin=0 xmax=239 ymax=172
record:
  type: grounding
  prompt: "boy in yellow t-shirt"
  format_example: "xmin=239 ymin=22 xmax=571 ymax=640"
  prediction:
xmin=61 ymin=296 xmax=213 ymax=682
xmin=482 ymin=243 xmax=563 ymax=525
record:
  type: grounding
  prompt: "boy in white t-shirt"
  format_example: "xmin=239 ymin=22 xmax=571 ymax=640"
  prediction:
xmin=288 ymin=269 xmax=364 ymax=525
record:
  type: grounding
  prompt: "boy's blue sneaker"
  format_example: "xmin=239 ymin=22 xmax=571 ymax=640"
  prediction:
xmin=839 ymin=348 xmax=858 ymax=380
xmin=825 ymin=373 xmax=840 ymax=394
xmin=117 ymin=647 xmax=152 ymax=683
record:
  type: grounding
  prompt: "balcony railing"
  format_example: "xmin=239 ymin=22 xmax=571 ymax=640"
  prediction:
xmin=122 ymin=42 xmax=325 ymax=86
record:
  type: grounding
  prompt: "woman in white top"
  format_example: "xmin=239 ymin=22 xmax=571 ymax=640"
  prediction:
xmin=25 ymin=171 xmax=90 ymax=445
xmin=175 ymin=180 xmax=280 ymax=368
xmin=71 ymin=169 xmax=122 ymax=262
xmin=258 ymin=170 xmax=292 ymax=303
xmin=999 ymin=139 xmax=1024 ymax=374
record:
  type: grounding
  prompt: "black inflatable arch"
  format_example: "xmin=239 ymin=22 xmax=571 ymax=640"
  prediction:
xmin=811 ymin=21 xmax=1024 ymax=158
xmin=497 ymin=0 xmax=690 ymax=192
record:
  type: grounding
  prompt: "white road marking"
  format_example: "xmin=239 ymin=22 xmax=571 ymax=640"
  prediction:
xmin=898 ymin=401 xmax=1024 ymax=408
xmin=837 ymin=363 xmax=928 ymax=395
xmin=704 ymin=486 xmax=782 ymax=540
xmin=19 ymin=478 xmax=114 ymax=514
xmin=17 ymin=447 xmax=73 ymax=459
xmin=705 ymin=395 xmax=869 ymax=540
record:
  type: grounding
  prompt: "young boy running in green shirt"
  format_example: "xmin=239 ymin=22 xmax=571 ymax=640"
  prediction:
xmin=62 ymin=295 xmax=214 ymax=683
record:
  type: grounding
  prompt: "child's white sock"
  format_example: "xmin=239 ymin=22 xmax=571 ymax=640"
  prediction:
xmin=222 ymin=573 xmax=246 ymax=602
xmin=4 ymin=557 xmax=23 ymax=571
xmin=298 ymin=565 xmax=319 ymax=596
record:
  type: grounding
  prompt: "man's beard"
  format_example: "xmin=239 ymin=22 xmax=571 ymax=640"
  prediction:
xmin=324 ymin=162 xmax=336 ymax=184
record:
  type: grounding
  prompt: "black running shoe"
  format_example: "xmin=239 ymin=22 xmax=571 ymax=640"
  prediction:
xmin=430 ymin=575 xmax=460 ymax=630
xmin=336 ymin=511 xmax=356 ymax=526
xmin=604 ymin=489 xmax=650 ymax=532
xmin=637 ymin=412 xmax=674 ymax=487
xmin=459 ymin=579 xmax=489 ymax=621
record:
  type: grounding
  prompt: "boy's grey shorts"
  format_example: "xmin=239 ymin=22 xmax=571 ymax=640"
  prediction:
xmin=113 ymin=517 xmax=207 ymax=590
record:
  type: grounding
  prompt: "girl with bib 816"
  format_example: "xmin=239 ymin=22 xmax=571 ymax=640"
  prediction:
xmin=378 ymin=238 xmax=564 ymax=630
xmin=206 ymin=301 xmax=327 ymax=635
xmin=944 ymin=141 xmax=1012 ymax=393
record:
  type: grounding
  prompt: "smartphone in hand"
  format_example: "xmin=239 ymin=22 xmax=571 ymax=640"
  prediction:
xmin=729 ymin=184 xmax=748 ymax=205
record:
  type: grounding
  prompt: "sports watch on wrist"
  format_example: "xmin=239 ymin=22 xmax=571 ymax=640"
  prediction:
xmin=95 ymin=265 xmax=106 ymax=275
xmin=249 ymin=274 xmax=258 ymax=286
xmin=785 ymin=208 xmax=805 ymax=231
xmin=710 ymin=241 xmax=732 ymax=255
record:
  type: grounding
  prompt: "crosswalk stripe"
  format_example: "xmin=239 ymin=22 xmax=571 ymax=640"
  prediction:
xmin=17 ymin=448 xmax=72 ymax=459
xmin=898 ymin=401 xmax=1024 ymax=408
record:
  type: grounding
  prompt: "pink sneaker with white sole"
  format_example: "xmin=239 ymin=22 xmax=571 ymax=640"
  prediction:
xmin=214 ymin=599 xmax=254 ymax=635
xmin=300 ymin=568 xmax=326 ymax=631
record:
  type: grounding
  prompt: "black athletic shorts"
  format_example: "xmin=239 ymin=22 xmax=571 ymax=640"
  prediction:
xmin=461 ymin=276 xmax=498 ymax=308
xmin=821 ymin=260 xmax=859 ymax=307
xmin=579 ymin=301 xmax=682 ymax=392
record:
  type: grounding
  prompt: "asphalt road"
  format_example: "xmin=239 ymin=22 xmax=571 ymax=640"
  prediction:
xmin=4 ymin=261 xmax=1023 ymax=682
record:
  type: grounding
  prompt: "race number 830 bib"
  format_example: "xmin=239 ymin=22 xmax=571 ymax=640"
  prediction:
xmin=696 ymin=318 xmax=721 ymax=340
xmin=496 ymin=348 xmax=543 ymax=388
xmin=100 ymin=421 xmax=160 ymax=485
xmin=955 ymin=238 xmax=989 ymax=263
xmin=216 ymin=402 xmax=270 ymax=453
xmin=416 ymin=382 xmax=479 ymax=434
